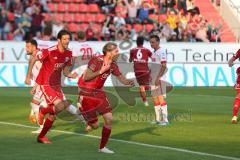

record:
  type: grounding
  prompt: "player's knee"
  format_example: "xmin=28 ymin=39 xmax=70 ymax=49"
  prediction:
xmin=91 ymin=123 xmax=99 ymax=129
xmin=105 ymin=117 xmax=112 ymax=126
xmin=55 ymin=102 xmax=65 ymax=113
xmin=236 ymin=93 xmax=240 ymax=99
xmin=48 ymin=114 xmax=56 ymax=121
xmin=140 ymin=86 xmax=145 ymax=92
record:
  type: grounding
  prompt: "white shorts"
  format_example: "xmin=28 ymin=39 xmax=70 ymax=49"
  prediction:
xmin=33 ymin=85 xmax=48 ymax=108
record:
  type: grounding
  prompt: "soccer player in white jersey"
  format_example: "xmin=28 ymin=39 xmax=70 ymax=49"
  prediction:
xmin=149 ymin=35 xmax=169 ymax=126
xmin=71 ymin=31 xmax=97 ymax=78
xmin=25 ymin=39 xmax=48 ymax=133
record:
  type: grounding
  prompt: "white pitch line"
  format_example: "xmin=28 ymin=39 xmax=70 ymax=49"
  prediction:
xmin=0 ymin=121 xmax=239 ymax=160
xmin=169 ymin=93 xmax=233 ymax=99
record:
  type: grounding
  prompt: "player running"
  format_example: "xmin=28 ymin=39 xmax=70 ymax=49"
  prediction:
xmin=78 ymin=42 xmax=134 ymax=153
xmin=149 ymin=35 xmax=169 ymax=126
xmin=25 ymin=39 xmax=48 ymax=134
xmin=31 ymin=29 xmax=81 ymax=144
xmin=228 ymin=49 xmax=240 ymax=124
xmin=129 ymin=36 xmax=152 ymax=107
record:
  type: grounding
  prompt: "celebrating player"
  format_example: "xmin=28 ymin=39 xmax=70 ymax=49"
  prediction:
xmin=78 ymin=42 xmax=134 ymax=153
xmin=25 ymin=39 xmax=48 ymax=134
xmin=33 ymin=30 xmax=80 ymax=143
xmin=129 ymin=36 xmax=152 ymax=107
xmin=228 ymin=49 xmax=240 ymax=124
xmin=149 ymin=35 xmax=169 ymax=126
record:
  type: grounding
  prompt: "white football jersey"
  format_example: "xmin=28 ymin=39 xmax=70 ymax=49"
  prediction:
xmin=151 ymin=47 xmax=167 ymax=64
xmin=72 ymin=41 xmax=95 ymax=59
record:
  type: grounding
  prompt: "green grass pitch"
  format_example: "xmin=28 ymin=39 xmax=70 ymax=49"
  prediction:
xmin=0 ymin=87 xmax=240 ymax=160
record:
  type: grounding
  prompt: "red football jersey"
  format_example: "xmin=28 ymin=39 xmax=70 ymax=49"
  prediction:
xmin=36 ymin=45 xmax=72 ymax=86
xmin=130 ymin=47 xmax=152 ymax=72
xmin=78 ymin=55 xmax=121 ymax=90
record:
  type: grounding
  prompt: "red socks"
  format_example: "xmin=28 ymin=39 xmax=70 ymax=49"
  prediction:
xmin=233 ymin=98 xmax=240 ymax=116
xmin=99 ymin=125 xmax=111 ymax=149
xmin=38 ymin=118 xmax=54 ymax=138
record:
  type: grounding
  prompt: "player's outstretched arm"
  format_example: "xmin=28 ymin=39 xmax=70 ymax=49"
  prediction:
xmin=117 ymin=75 xmax=135 ymax=87
xmin=63 ymin=66 xmax=78 ymax=79
xmin=25 ymin=56 xmax=38 ymax=85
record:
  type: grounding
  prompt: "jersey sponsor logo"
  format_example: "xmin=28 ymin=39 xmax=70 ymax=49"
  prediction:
xmin=101 ymin=73 xmax=109 ymax=79
xmin=54 ymin=63 xmax=64 ymax=69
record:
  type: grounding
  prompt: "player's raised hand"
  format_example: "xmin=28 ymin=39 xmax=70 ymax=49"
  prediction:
xmin=99 ymin=63 xmax=111 ymax=74
xmin=71 ymin=72 xmax=78 ymax=79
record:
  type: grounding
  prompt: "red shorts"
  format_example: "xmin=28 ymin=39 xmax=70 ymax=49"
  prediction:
xmin=40 ymin=85 xmax=65 ymax=105
xmin=78 ymin=90 xmax=111 ymax=125
xmin=135 ymin=71 xmax=150 ymax=86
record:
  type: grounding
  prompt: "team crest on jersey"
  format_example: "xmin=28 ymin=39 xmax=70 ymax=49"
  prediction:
xmin=37 ymin=51 xmax=43 ymax=59
xmin=65 ymin=57 xmax=70 ymax=62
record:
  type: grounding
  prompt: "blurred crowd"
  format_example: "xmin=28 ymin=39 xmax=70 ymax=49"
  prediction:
xmin=0 ymin=0 xmax=223 ymax=42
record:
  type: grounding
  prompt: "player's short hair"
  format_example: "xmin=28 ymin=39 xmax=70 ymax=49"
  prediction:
xmin=43 ymin=26 xmax=52 ymax=36
xmin=149 ymin=35 xmax=160 ymax=42
xmin=77 ymin=31 xmax=85 ymax=40
xmin=57 ymin=29 xmax=71 ymax=40
xmin=102 ymin=42 xmax=118 ymax=55
xmin=136 ymin=36 xmax=144 ymax=46
xmin=25 ymin=39 xmax=38 ymax=48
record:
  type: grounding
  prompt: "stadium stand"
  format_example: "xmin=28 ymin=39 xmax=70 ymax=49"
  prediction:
xmin=0 ymin=0 xmax=237 ymax=42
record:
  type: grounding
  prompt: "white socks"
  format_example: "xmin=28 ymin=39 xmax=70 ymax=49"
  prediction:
xmin=160 ymin=104 xmax=168 ymax=123
xmin=154 ymin=105 xmax=161 ymax=122
xmin=66 ymin=104 xmax=79 ymax=115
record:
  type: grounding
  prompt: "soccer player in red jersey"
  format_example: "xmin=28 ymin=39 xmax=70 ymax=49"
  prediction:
xmin=34 ymin=30 xmax=79 ymax=143
xmin=129 ymin=36 xmax=152 ymax=107
xmin=228 ymin=49 xmax=240 ymax=123
xmin=78 ymin=42 xmax=134 ymax=153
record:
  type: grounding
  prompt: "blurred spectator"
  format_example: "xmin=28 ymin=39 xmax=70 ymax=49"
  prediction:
xmin=0 ymin=8 xmax=7 ymax=40
xmin=52 ymin=20 xmax=64 ymax=38
xmin=114 ymin=12 xmax=126 ymax=28
xmin=20 ymin=12 xmax=31 ymax=40
xmin=115 ymin=0 xmax=128 ymax=18
xmin=3 ymin=21 xmax=12 ymax=40
xmin=13 ymin=23 xmax=25 ymax=41
xmin=85 ymin=23 xmax=94 ymax=40
xmin=99 ymin=0 xmax=116 ymax=14
xmin=166 ymin=11 xmax=178 ymax=33
xmin=31 ymin=7 xmax=43 ymax=37
xmin=186 ymin=0 xmax=200 ymax=15
xmin=9 ymin=0 xmax=23 ymax=16
xmin=178 ymin=0 xmax=187 ymax=14
xmin=138 ymin=1 xmax=153 ymax=24
xmin=124 ymin=0 xmax=140 ymax=24
xmin=42 ymin=25 xmax=53 ymax=40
